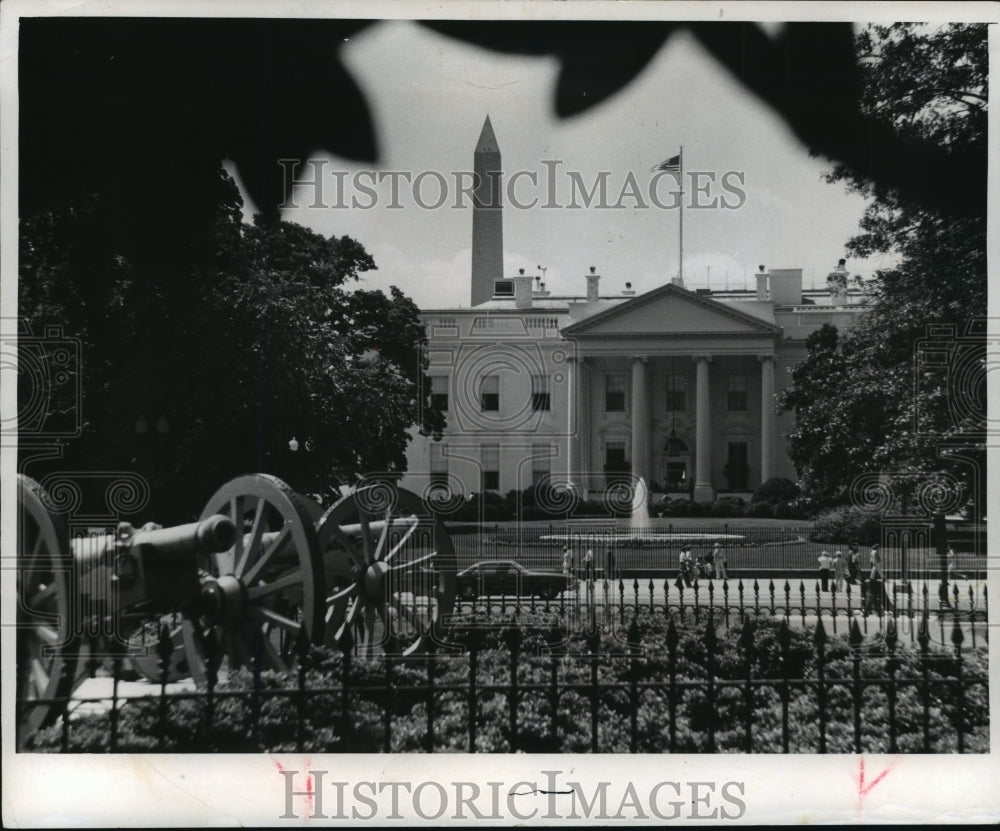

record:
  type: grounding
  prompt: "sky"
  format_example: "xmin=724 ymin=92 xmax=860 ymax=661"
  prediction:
xmin=229 ymin=20 xmax=894 ymax=308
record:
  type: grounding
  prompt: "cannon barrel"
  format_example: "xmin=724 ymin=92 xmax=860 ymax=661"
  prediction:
xmin=71 ymin=514 xmax=237 ymax=566
xmin=131 ymin=514 xmax=236 ymax=556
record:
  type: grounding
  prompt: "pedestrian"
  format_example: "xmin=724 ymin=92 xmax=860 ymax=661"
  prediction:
xmin=674 ymin=546 xmax=686 ymax=590
xmin=833 ymin=550 xmax=846 ymax=592
xmin=868 ymin=544 xmax=884 ymax=614
xmin=847 ymin=545 xmax=860 ymax=585
xmin=562 ymin=546 xmax=572 ymax=578
xmin=702 ymin=544 xmax=714 ymax=578
xmin=679 ymin=545 xmax=694 ymax=587
xmin=584 ymin=548 xmax=594 ymax=582
xmin=606 ymin=547 xmax=616 ymax=582
xmin=713 ymin=542 xmax=727 ymax=580
xmin=817 ymin=550 xmax=832 ymax=592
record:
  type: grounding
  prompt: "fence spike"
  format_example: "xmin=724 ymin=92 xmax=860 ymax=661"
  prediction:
xmin=504 ymin=624 xmax=522 ymax=653
xmin=849 ymin=618 xmax=863 ymax=647
xmin=814 ymin=616 xmax=828 ymax=645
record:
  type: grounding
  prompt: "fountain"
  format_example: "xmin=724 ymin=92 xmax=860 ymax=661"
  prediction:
xmin=630 ymin=476 xmax=651 ymax=528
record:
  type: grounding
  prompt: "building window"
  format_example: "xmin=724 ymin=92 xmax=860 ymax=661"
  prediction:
xmin=531 ymin=374 xmax=551 ymax=411
xmin=480 ymin=375 xmax=500 ymax=411
xmin=724 ymin=442 xmax=749 ymax=490
xmin=429 ymin=375 xmax=448 ymax=411
xmin=531 ymin=442 xmax=551 ymax=488
xmin=665 ymin=461 xmax=687 ymax=491
xmin=727 ymin=374 xmax=748 ymax=411
xmin=605 ymin=373 xmax=626 ymax=412
xmin=482 ymin=443 xmax=500 ymax=491
xmin=665 ymin=372 xmax=687 ymax=411
xmin=429 ymin=443 xmax=448 ymax=490
xmin=493 ymin=280 xmax=514 ymax=297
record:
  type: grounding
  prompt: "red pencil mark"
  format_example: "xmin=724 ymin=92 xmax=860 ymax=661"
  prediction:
xmin=856 ymin=757 xmax=894 ymax=816
xmin=275 ymin=758 xmax=314 ymax=820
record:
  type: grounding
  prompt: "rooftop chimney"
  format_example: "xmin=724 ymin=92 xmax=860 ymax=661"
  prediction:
xmin=514 ymin=268 xmax=533 ymax=309
xmin=622 ymin=281 xmax=636 ymax=296
xmin=755 ymin=264 xmax=769 ymax=301
xmin=826 ymin=258 xmax=849 ymax=303
xmin=768 ymin=268 xmax=803 ymax=306
xmin=586 ymin=266 xmax=600 ymax=303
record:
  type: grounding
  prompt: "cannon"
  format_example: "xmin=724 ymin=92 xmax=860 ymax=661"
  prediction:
xmin=16 ymin=472 xmax=457 ymax=747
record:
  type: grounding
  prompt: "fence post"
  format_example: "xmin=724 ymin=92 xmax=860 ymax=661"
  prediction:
xmin=157 ymin=624 xmax=173 ymax=752
xmin=109 ymin=655 xmax=123 ymax=753
xmin=467 ymin=628 xmax=480 ymax=753
xmin=627 ymin=617 xmax=642 ymax=753
xmin=383 ymin=633 xmax=399 ymax=753
xmin=424 ymin=627 xmax=438 ymax=752
xmin=884 ymin=617 xmax=898 ymax=754
xmin=740 ymin=616 xmax=755 ymax=753
xmin=705 ymin=612 xmax=717 ymax=753
xmin=339 ymin=626 xmax=354 ymax=751
xmin=648 ymin=578 xmax=655 ymax=616
xmin=504 ymin=625 xmax=521 ymax=751
xmin=587 ymin=626 xmax=601 ymax=752
xmin=778 ymin=620 xmax=790 ymax=753
xmin=849 ymin=618 xmax=864 ymax=753
xmin=768 ymin=579 xmax=775 ymax=616
xmin=917 ymin=614 xmax=931 ymax=751
xmin=814 ymin=618 xmax=828 ymax=753
xmin=800 ymin=581 xmax=807 ymax=626
xmin=667 ymin=619 xmax=679 ymax=753
xmin=548 ymin=624 xmax=564 ymax=750
xmin=951 ymin=618 xmax=966 ymax=753
xmin=295 ymin=627 xmax=310 ymax=753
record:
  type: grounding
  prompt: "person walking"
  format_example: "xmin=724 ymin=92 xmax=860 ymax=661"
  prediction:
xmin=562 ymin=546 xmax=572 ymax=578
xmin=817 ymin=550 xmax=832 ymax=592
xmin=832 ymin=550 xmax=846 ymax=592
xmin=583 ymin=548 xmax=595 ymax=603
xmin=847 ymin=545 xmax=860 ymax=585
xmin=712 ymin=543 xmax=727 ymax=580
xmin=679 ymin=545 xmax=694 ymax=588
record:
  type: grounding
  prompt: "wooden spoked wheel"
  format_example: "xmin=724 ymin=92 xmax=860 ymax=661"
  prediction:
xmin=317 ymin=482 xmax=456 ymax=659
xmin=181 ymin=474 xmax=325 ymax=684
xmin=16 ymin=474 xmax=81 ymax=748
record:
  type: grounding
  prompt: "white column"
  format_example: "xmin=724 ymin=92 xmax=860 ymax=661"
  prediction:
xmin=578 ymin=358 xmax=592 ymax=493
xmin=693 ymin=354 xmax=713 ymax=502
xmin=567 ymin=356 xmax=578 ymax=485
xmin=759 ymin=353 xmax=776 ymax=484
xmin=631 ymin=357 xmax=649 ymax=485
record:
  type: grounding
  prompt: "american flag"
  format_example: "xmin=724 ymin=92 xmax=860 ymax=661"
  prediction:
xmin=651 ymin=154 xmax=680 ymax=173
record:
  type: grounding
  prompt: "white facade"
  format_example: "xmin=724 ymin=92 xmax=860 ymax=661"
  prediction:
xmin=401 ymin=268 xmax=867 ymax=502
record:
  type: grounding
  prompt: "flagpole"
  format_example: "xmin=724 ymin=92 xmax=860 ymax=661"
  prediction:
xmin=678 ymin=145 xmax=684 ymax=284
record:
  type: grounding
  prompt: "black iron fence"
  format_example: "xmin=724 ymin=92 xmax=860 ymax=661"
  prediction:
xmin=21 ymin=583 xmax=988 ymax=754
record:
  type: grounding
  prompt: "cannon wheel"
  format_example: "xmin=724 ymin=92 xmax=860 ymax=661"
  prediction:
xmin=317 ymin=483 xmax=456 ymax=659
xmin=181 ymin=474 xmax=325 ymax=684
xmin=16 ymin=474 xmax=82 ymax=748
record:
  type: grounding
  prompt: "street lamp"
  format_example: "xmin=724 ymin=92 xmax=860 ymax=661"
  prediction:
xmin=288 ymin=437 xmax=299 ymax=452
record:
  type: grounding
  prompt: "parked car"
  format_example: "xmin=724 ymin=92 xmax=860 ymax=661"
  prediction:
xmin=457 ymin=559 xmax=573 ymax=600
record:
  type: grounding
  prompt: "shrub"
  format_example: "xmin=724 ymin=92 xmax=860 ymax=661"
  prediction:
xmin=773 ymin=500 xmax=806 ymax=520
xmin=664 ymin=498 xmax=694 ymax=517
xmin=747 ymin=501 xmax=774 ymax=519
xmin=810 ymin=505 xmax=881 ymax=545
xmin=710 ymin=499 xmax=745 ymax=518
xmin=752 ymin=477 xmax=801 ymax=505
xmin=696 ymin=500 xmax=715 ymax=517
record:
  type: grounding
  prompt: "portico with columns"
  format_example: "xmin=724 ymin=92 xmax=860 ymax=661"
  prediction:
xmin=562 ymin=283 xmax=782 ymax=501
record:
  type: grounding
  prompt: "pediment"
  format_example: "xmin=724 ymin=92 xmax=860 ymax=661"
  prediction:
xmin=563 ymin=284 xmax=779 ymax=337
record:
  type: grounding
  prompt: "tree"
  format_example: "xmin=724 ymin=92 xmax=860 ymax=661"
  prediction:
xmin=777 ymin=24 xmax=987 ymax=516
xmin=19 ymin=172 xmax=444 ymax=521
